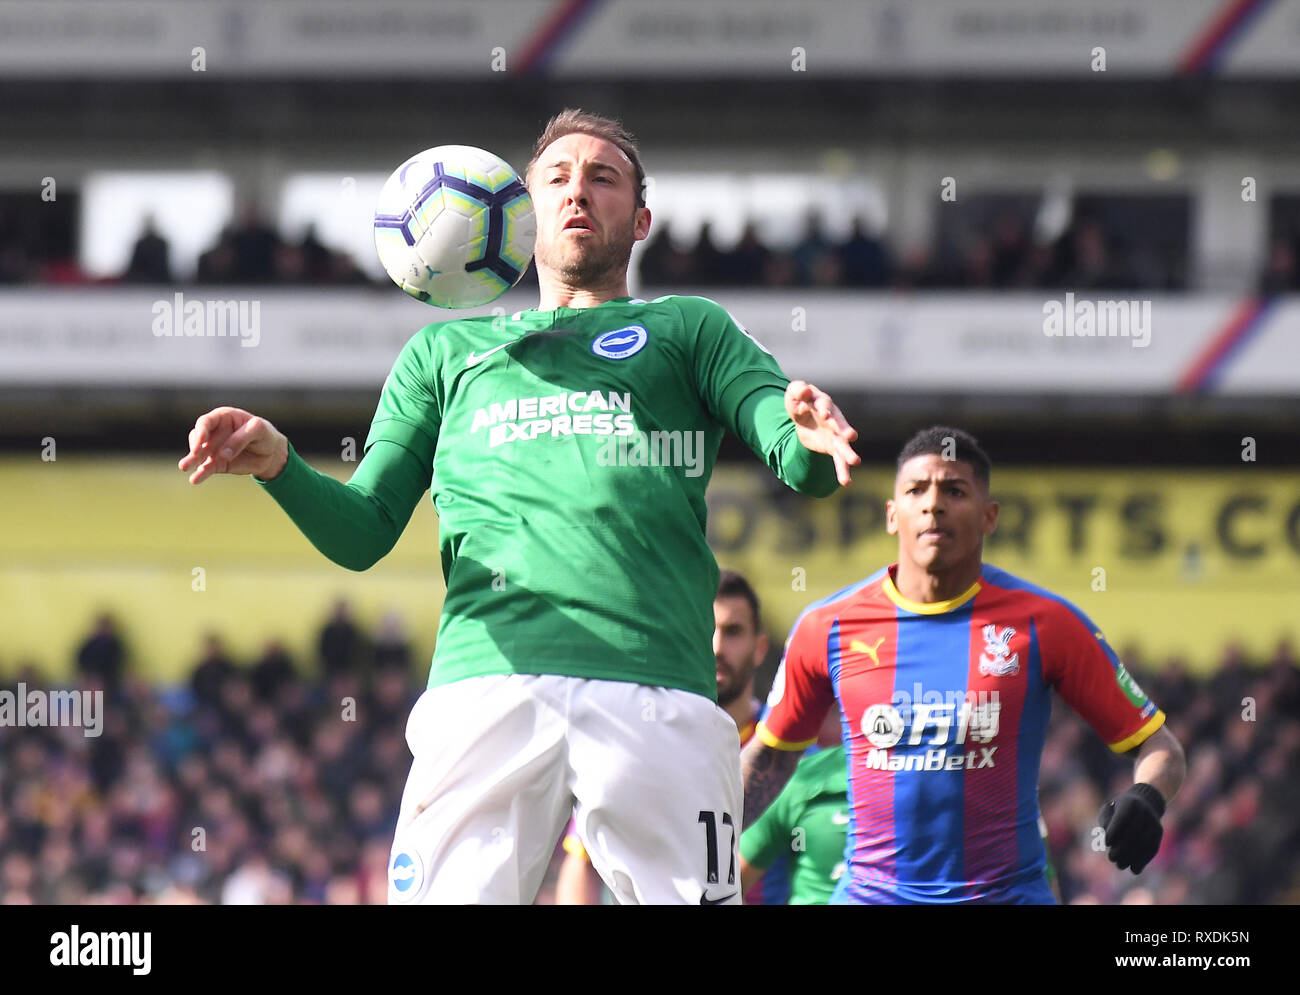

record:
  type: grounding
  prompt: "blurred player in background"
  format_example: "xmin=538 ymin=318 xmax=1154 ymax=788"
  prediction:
xmin=556 ymin=569 xmax=767 ymax=904
xmin=740 ymin=740 xmax=849 ymax=905
xmin=741 ymin=426 xmax=1185 ymax=904
xmin=178 ymin=108 xmax=860 ymax=904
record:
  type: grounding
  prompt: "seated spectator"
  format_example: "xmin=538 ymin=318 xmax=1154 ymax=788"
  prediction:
xmin=989 ymin=213 xmax=1031 ymax=287
xmin=1258 ymin=237 xmax=1297 ymax=295
xmin=190 ymin=633 xmax=237 ymax=710
xmin=839 ymin=216 xmax=890 ymax=287
xmin=298 ymin=224 xmax=333 ymax=283
xmin=318 ymin=600 xmax=366 ymax=680
xmin=637 ymin=224 xmax=695 ymax=286
xmin=959 ymin=235 xmax=995 ymax=288
xmin=229 ymin=203 xmax=282 ymax=284
xmin=251 ymin=640 xmax=296 ymax=703
xmin=688 ymin=221 xmax=725 ymax=284
xmin=76 ymin=613 xmax=125 ymax=695
xmin=716 ymin=221 xmax=771 ymax=287
xmin=792 ymin=208 xmax=833 ymax=286
xmin=373 ymin=613 xmax=411 ymax=674
xmin=123 ymin=215 xmax=171 ymax=283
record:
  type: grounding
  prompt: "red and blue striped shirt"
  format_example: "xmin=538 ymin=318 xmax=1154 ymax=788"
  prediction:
xmin=759 ymin=563 xmax=1164 ymax=904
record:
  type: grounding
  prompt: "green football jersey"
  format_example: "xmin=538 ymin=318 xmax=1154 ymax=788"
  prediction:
xmin=741 ymin=745 xmax=849 ymax=905
xmin=361 ymin=294 xmax=837 ymax=698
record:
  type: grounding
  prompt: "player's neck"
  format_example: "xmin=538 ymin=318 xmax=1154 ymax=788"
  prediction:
xmin=536 ymin=270 xmax=630 ymax=311
xmin=894 ymin=558 xmax=982 ymax=605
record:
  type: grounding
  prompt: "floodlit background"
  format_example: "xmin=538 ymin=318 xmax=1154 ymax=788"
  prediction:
xmin=0 ymin=0 xmax=1297 ymax=905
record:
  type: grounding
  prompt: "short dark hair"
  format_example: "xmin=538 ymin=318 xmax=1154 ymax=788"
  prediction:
xmin=717 ymin=569 xmax=761 ymax=632
xmin=896 ymin=426 xmax=992 ymax=488
xmin=527 ymin=108 xmax=647 ymax=208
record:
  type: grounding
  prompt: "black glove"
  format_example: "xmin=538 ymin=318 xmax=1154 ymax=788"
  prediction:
xmin=1098 ymin=782 xmax=1166 ymax=874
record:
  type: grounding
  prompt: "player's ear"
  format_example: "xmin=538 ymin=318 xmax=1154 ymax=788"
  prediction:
xmin=754 ymin=630 xmax=769 ymax=664
xmin=885 ymin=498 xmax=899 ymax=535
xmin=982 ymin=498 xmax=999 ymax=537
xmin=634 ymin=206 xmax=652 ymax=242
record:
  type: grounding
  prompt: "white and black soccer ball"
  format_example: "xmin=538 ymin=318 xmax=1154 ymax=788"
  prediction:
xmin=374 ymin=145 xmax=535 ymax=309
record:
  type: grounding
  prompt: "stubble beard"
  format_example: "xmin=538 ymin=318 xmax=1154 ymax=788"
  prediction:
xmin=536 ymin=213 xmax=636 ymax=288
xmin=716 ymin=668 xmax=747 ymax=708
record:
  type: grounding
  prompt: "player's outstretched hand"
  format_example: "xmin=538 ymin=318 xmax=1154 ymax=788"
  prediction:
xmin=1098 ymin=782 xmax=1166 ymax=874
xmin=785 ymin=380 xmax=861 ymax=486
xmin=179 ymin=406 xmax=289 ymax=485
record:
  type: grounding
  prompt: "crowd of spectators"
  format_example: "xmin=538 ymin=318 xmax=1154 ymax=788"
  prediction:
xmin=1257 ymin=235 xmax=1300 ymax=294
xmin=0 ymin=196 xmax=1198 ymax=292
xmin=1 ymin=611 xmax=1296 ymax=904
xmin=0 ymin=603 xmax=415 ymax=904
xmin=640 ymin=209 xmax=1184 ymax=291
xmin=1041 ymin=640 xmax=1300 ymax=905
xmin=126 ymin=205 xmax=373 ymax=287
xmin=638 ymin=212 xmax=890 ymax=289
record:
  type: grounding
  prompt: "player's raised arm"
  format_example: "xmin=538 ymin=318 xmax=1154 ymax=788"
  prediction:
xmin=686 ymin=298 xmax=859 ymax=495
xmin=784 ymin=379 xmax=861 ymax=487
xmin=178 ymin=405 xmax=431 ymax=572
xmin=179 ymin=406 xmax=289 ymax=485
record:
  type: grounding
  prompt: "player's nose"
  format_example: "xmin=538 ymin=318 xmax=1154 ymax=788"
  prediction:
xmin=563 ymin=176 xmax=591 ymax=206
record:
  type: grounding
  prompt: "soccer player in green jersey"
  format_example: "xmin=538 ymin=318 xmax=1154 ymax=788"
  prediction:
xmin=178 ymin=108 xmax=860 ymax=904
xmin=740 ymin=744 xmax=850 ymax=905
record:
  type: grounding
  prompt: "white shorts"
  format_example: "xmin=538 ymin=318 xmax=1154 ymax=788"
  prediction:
xmin=387 ymin=674 xmax=743 ymax=905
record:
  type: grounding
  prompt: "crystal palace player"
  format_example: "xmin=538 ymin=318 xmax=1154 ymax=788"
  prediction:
xmin=740 ymin=427 xmax=1186 ymax=904
xmin=178 ymin=109 xmax=860 ymax=904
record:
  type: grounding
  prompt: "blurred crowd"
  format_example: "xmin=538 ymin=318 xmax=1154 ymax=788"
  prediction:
xmin=640 ymin=209 xmax=1184 ymax=291
xmin=129 ymin=206 xmax=373 ymax=287
xmin=0 ymin=200 xmax=1197 ymax=292
xmin=1 ymin=610 xmax=1297 ymax=904
xmin=1257 ymin=235 xmax=1300 ymax=294
xmin=0 ymin=603 xmax=415 ymax=904
xmin=1041 ymin=640 xmax=1300 ymax=905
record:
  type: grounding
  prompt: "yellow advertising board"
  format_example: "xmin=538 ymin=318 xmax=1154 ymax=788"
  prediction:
xmin=709 ymin=465 xmax=1300 ymax=673
xmin=1 ymin=457 xmax=1296 ymax=682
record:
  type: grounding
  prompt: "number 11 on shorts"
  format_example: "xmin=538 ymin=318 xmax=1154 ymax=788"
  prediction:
xmin=698 ymin=810 xmax=736 ymax=887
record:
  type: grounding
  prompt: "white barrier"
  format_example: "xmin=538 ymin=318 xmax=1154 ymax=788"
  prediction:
xmin=0 ymin=287 xmax=1294 ymax=394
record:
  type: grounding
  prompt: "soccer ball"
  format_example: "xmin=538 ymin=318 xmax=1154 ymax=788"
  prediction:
xmin=374 ymin=145 xmax=535 ymax=309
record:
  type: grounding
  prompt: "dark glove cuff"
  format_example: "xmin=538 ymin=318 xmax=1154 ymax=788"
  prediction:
xmin=1128 ymin=782 xmax=1166 ymax=819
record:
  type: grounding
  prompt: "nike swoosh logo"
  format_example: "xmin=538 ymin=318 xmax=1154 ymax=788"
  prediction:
xmin=831 ymin=811 xmax=850 ymax=825
xmin=699 ymin=892 xmax=737 ymax=905
xmin=465 ymin=341 xmax=513 ymax=367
